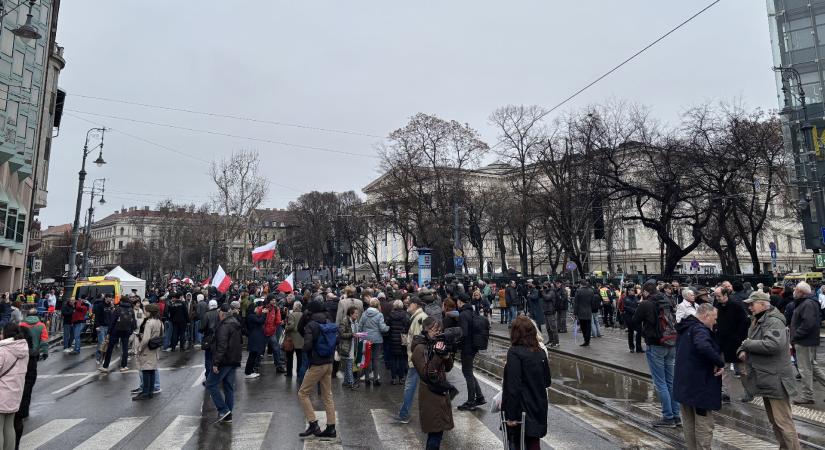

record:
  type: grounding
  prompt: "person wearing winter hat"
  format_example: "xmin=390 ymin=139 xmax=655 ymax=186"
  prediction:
xmin=297 ymin=300 xmax=337 ymax=439
xmin=199 ymin=299 xmax=222 ymax=382
xmin=194 ymin=294 xmax=208 ymax=347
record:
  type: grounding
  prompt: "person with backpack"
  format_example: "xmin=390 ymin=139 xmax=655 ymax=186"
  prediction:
xmin=358 ymin=298 xmax=390 ymax=386
xmin=297 ymin=300 xmax=337 ymax=439
xmin=100 ymin=296 xmax=136 ymax=374
xmin=93 ymin=295 xmax=115 ymax=363
xmin=199 ymin=300 xmax=220 ymax=382
xmin=207 ymin=303 xmax=243 ymax=423
xmin=456 ymin=295 xmax=486 ymax=411
xmin=633 ymin=279 xmax=681 ymax=428
xmin=622 ymin=287 xmax=643 ymax=353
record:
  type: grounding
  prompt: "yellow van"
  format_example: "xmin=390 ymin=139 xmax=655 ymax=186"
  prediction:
xmin=72 ymin=276 xmax=123 ymax=304
xmin=782 ymin=272 xmax=824 ymax=286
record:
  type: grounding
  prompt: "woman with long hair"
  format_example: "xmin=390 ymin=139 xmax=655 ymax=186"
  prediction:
xmin=502 ymin=315 xmax=552 ymax=450
xmin=134 ymin=304 xmax=163 ymax=401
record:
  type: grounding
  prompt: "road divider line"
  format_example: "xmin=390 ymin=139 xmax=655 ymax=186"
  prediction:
xmin=192 ymin=371 xmax=205 ymax=388
xmin=73 ymin=416 xmax=148 ymax=450
xmin=51 ymin=373 xmax=96 ymax=395
xmin=370 ymin=409 xmax=421 ymax=449
xmin=231 ymin=412 xmax=272 ymax=449
xmin=145 ymin=415 xmax=200 ymax=450
xmin=20 ymin=418 xmax=85 ymax=449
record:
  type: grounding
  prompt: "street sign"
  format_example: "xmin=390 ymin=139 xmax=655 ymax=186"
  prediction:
xmin=453 ymin=256 xmax=464 ymax=272
xmin=566 ymin=261 xmax=577 ymax=272
xmin=816 ymin=253 xmax=825 ymax=269
xmin=418 ymin=248 xmax=432 ymax=286
xmin=32 ymin=259 xmax=42 ymax=273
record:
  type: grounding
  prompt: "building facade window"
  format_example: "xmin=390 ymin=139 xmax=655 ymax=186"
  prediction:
xmin=4 ymin=209 xmax=15 ymax=240
xmin=627 ymin=228 xmax=637 ymax=250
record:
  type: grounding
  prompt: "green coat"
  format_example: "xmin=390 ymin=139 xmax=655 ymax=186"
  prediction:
xmin=738 ymin=307 xmax=798 ymax=399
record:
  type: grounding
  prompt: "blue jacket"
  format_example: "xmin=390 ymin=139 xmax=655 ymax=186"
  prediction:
xmin=673 ymin=315 xmax=725 ymax=411
xmin=358 ymin=307 xmax=389 ymax=344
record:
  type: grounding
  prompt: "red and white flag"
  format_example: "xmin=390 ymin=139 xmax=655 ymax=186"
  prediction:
xmin=211 ymin=265 xmax=232 ymax=293
xmin=277 ymin=272 xmax=294 ymax=293
xmin=251 ymin=240 xmax=278 ymax=262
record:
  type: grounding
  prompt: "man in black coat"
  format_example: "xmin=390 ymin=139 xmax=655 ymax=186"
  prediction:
xmin=573 ymin=281 xmax=595 ymax=346
xmin=525 ymin=281 xmax=543 ymax=333
xmin=207 ymin=303 xmax=242 ymax=423
xmin=541 ymin=283 xmax=558 ymax=347
xmin=505 ymin=281 xmax=519 ymax=324
xmin=167 ymin=292 xmax=190 ymax=352
xmin=790 ymin=281 xmax=825 ymax=405
xmin=456 ymin=295 xmax=484 ymax=410
xmin=713 ymin=286 xmax=750 ymax=403
xmin=554 ymin=280 xmax=568 ymax=333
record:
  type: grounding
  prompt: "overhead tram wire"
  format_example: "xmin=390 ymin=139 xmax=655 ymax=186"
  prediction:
xmin=67 ymin=93 xmax=385 ymax=139
xmin=546 ymin=0 xmax=722 ymax=115
xmin=65 ymin=109 xmax=379 ymax=159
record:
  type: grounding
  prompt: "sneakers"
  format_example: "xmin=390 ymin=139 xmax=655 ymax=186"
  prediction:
xmin=673 ymin=417 xmax=682 ymax=427
xmin=721 ymin=393 xmax=731 ymax=404
xmin=392 ymin=415 xmax=411 ymax=424
xmin=163 ymin=348 xmax=172 ymax=352
xmin=130 ymin=388 xmax=142 ymax=394
xmin=245 ymin=373 xmax=261 ymax=380
xmin=119 ymin=367 xmax=129 ymax=373
xmin=98 ymin=367 xmax=109 ymax=373
xmin=62 ymin=348 xmax=71 ymax=353
xmin=457 ymin=401 xmax=477 ymax=411
xmin=315 ymin=425 xmax=336 ymax=438
xmin=474 ymin=397 xmax=487 ymax=407
xmin=221 ymin=412 xmax=233 ymax=423
xmin=153 ymin=388 xmax=162 ymax=394
xmin=652 ymin=418 xmax=676 ymax=428
xmin=213 ymin=410 xmax=232 ymax=424
xmin=299 ymin=421 xmax=320 ymax=438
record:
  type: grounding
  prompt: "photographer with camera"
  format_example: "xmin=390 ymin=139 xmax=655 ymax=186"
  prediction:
xmin=412 ymin=318 xmax=458 ymax=450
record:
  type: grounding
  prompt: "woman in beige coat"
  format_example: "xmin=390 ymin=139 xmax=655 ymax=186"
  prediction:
xmin=134 ymin=303 xmax=162 ymax=401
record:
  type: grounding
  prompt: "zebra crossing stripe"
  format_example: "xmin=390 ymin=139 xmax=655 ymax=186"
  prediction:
xmin=73 ymin=416 xmax=149 ymax=450
xmin=20 ymin=418 xmax=85 ymax=449
xmin=230 ymin=412 xmax=272 ymax=450
xmin=445 ymin=411 xmax=503 ymax=448
xmin=302 ymin=411 xmax=342 ymax=450
xmin=370 ymin=409 xmax=421 ymax=449
xmin=145 ymin=415 xmax=201 ymax=450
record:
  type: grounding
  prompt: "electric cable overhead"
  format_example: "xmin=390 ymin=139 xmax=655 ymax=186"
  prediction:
xmin=68 ymin=93 xmax=384 ymax=139
xmin=65 ymin=109 xmax=378 ymax=159
xmin=546 ymin=0 xmax=722 ymax=115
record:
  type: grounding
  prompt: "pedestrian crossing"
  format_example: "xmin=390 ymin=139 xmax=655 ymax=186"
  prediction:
xmin=19 ymin=408 xmax=508 ymax=450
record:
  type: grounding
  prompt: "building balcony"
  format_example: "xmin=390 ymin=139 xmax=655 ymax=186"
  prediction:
xmin=34 ymin=187 xmax=47 ymax=209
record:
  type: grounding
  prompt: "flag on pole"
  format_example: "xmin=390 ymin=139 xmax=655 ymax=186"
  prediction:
xmin=251 ymin=240 xmax=278 ymax=262
xmin=277 ymin=272 xmax=294 ymax=293
xmin=211 ymin=265 xmax=232 ymax=293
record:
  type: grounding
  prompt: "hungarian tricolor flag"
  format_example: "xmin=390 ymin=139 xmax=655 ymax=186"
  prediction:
xmin=211 ymin=265 xmax=232 ymax=293
xmin=251 ymin=240 xmax=278 ymax=262
xmin=277 ymin=272 xmax=294 ymax=293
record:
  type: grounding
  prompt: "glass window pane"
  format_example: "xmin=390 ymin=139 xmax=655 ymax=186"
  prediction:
xmin=22 ymin=70 xmax=31 ymax=89
xmin=6 ymin=100 xmax=17 ymax=125
xmin=790 ymin=28 xmax=815 ymax=50
xmin=12 ymin=51 xmax=24 ymax=76
xmin=15 ymin=215 xmax=24 ymax=243
xmin=5 ymin=209 xmax=16 ymax=240
xmin=0 ymin=84 xmax=6 ymax=110
xmin=16 ymin=115 xmax=26 ymax=140
xmin=0 ymin=27 xmax=13 ymax=56
xmin=25 ymin=127 xmax=33 ymax=149
xmin=789 ymin=16 xmax=812 ymax=31
xmin=34 ymin=45 xmax=43 ymax=66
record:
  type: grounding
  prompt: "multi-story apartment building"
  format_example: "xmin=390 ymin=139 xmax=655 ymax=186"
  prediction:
xmin=0 ymin=0 xmax=64 ymax=290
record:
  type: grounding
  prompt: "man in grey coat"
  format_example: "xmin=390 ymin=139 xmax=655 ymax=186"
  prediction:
xmin=790 ymin=281 xmax=825 ymax=405
xmin=738 ymin=292 xmax=800 ymax=450
xmin=573 ymin=281 xmax=595 ymax=347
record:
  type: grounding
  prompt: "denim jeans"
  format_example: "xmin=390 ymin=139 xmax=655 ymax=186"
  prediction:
xmin=95 ymin=326 xmax=108 ymax=361
xmin=500 ymin=307 xmax=508 ymax=323
xmin=72 ymin=323 xmax=84 ymax=352
xmin=163 ymin=320 xmax=172 ymax=349
xmin=646 ymin=345 xmax=679 ymax=420
xmin=207 ymin=365 xmax=236 ymax=415
xmin=398 ymin=367 xmax=420 ymax=419
xmin=193 ymin=320 xmax=202 ymax=345
xmin=508 ymin=306 xmax=517 ymax=323
xmin=362 ymin=343 xmax=383 ymax=382
xmin=297 ymin=353 xmax=309 ymax=385
xmin=138 ymin=369 xmax=161 ymax=391
xmin=426 ymin=431 xmax=443 ymax=450
xmin=591 ymin=315 xmax=601 ymax=337
xmin=342 ymin=358 xmax=354 ymax=385
xmin=267 ymin=334 xmax=284 ymax=367
xmin=204 ymin=349 xmax=213 ymax=378
xmin=103 ymin=331 xmax=130 ymax=369
xmin=63 ymin=323 xmax=73 ymax=349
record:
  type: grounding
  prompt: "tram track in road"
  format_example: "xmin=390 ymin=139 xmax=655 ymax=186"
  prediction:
xmin=482 ymin=333 xmax=825 ymax=450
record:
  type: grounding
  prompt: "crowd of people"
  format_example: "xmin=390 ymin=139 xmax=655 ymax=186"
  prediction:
xmin=0 ymin=274 xmax=823 ymax=449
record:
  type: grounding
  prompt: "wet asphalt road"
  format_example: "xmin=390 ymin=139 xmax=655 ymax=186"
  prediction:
xmin=19 ymin=341 xmax=630 ymax=450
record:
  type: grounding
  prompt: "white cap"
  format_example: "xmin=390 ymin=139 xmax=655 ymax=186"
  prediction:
xmin=208 ymin=300 xmax=218 ymax=310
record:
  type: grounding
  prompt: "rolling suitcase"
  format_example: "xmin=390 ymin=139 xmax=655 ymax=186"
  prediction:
xmin=499 ymin=411 xmax=525 ymax=449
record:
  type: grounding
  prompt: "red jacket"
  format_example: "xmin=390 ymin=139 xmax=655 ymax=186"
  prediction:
xmin=261 ymin=306 xmax=282 ymax=337
xmin=72 ymin=302 xmax=89 ymax=324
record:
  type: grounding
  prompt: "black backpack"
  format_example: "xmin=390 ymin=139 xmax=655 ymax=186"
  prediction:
xmin=471 ymin=311 xmax=490 ymax=351
xmin=115 ymin=307 xmax=134 ymax=332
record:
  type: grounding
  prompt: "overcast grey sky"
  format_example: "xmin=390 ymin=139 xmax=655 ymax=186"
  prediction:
xmin=41 ymin=0 xmax=776 ymax=228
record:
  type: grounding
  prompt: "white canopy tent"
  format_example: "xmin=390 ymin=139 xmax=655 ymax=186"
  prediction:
xmin=104 ymin=266 xmax=146 ymax=298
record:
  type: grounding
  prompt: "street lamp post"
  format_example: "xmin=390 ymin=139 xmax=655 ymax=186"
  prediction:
xmin=774 ymin=66 xmax=825 ymax=247
xmin=81 ymin=178 xmax=106 ymax=277
xmin=64 ymin=128 xmax=106 ymax=300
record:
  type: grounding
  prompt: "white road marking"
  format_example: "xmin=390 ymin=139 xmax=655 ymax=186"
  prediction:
xmin=192 ymin=371 xmax=206 ymax=387
xmin=20 ymin=418 xmax=85 ymax=449
xmin=145 ymin=415 xmax=201 ymax=450
xmin=73 ymin=416 xmax=148 ymax=450
xmin=370 ymin=409 xmax=421 ymax=449
xmin=231 ymin=412 xmax=272 ymax=450
xmin=446 ymin=411 xmax=503 ymax=448
xmin=51 ymin=373 xmax=97 ymax=395
xmin=302 ymin=411 xmax=342 ymax=450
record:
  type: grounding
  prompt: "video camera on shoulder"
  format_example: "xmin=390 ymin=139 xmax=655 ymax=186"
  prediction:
xmin=429 ymin=326 xmax=462 ymax=355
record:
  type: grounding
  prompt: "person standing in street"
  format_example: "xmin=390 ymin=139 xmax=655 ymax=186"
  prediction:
xmin=676 ymin=288 xmax=698 ymax=323
xmin=502 ymin=315 xmax=552 ymax=450
xmin=200 ymin=299 xmax=220 ymax=382
xmin=194 ymin=293 xmax=208 ymax=347
xmin=573 ymin=281 xmax=595 ymax=347
xmin=284 ymin=301 xmax=304 ymax=378
xmin=633 ymin=279 xmax=681 ymax=428
xmin=394 ymin=297 xmax=428 ymax=424
xmin=60 ymin=297 xmax=74 ymax=352
xmin=207 ymin=303 xmax=242 ymax=422
xmin=262 ymin=294 xmax=286 ymax=374
xmin=358 ymin=298 xmax=389 ymax=386
xmin=498 ymin=285 xmax=508 ymax=324
xmin=789 ymin=282 xmax=825 ymax=405
xmin=0 ymin=323 xmax=29 ymax=450
xmin=166 ymin=293 xmax=189 ymax=352
xmin=412 ymin=318 xmax=455 ymax=450
xmin=457 ymin=295 xmax=485 ymax=410
xmin=554 ymin=280 xmax=568 ymax=333
xmin=69 ymin=296 xmax=88 ymax=355
xmin=674 ymin=303 xmax=724 ymax=450
xmin=541 ymin=282 xmax=559 ymax=347
xmin=506 ymin=281 xmax=519 ymax=325
xmin=133 ymin=304 xmax=162 ymax=401
xmin=738 ymin=292 xmax=801 ymax=450
xmin=525 ymin=281 xmax=543 ymax=333
xmin=93 ymin=295 xmax=115 ymax=363
xmin=297 ymin=301 xmax=337 ymax=439
xmin=622 ymin=287 xmax=643 ymax=353
xmin=100 ymin=296 xmax=136 ymax=373
xmin=714 ymin=285 xmax=751 ymax=403
xmin=244 ymin=299 xmax=266 ymax=379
